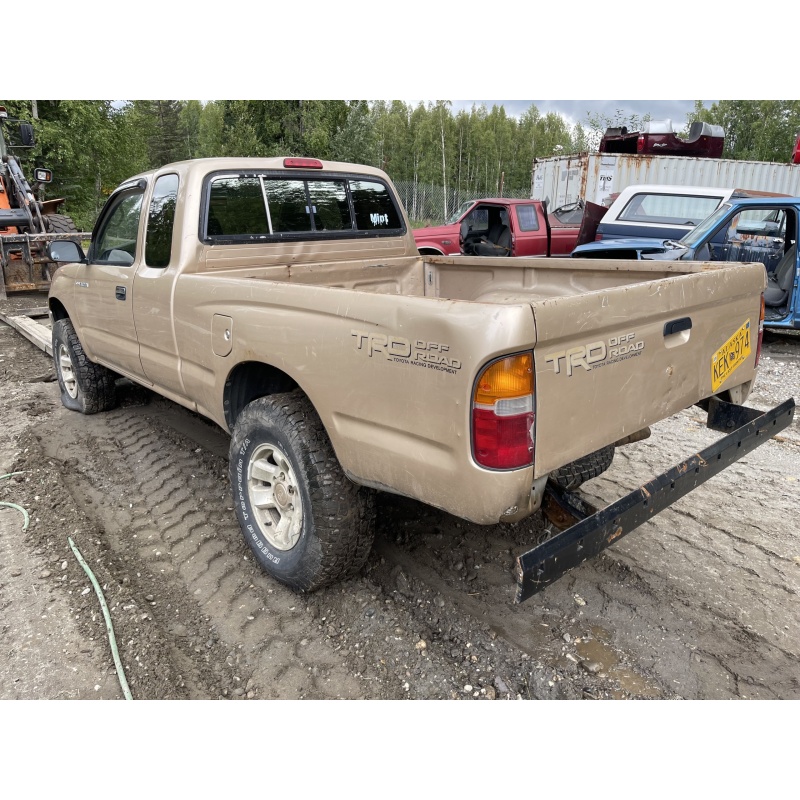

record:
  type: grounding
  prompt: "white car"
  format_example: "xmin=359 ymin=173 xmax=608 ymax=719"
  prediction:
xmin=594 ymin=184 xmax=761 ymax=242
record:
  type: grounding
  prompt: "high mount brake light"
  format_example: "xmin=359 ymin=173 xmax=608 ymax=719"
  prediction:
xmin=472 ymin=353 xmax=535 ymax=469
xmin=284 ymin=158 xmax=323 ymax=169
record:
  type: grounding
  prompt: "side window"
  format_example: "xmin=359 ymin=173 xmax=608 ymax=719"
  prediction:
xmin=516 ymin=205 xmax=540 ymax=232
xmin=619 ymin=193 xmax=721 ymax=225
xmin=465 ymin=207 xmax=489 ymax=234
xmin=349 ymin=180 xmax=403 ymax=230
xmin=146 ymin=174 xmax=179 ymax=268
xmin=716 ymin=208 xmax=786 ymax=270
xmin=92 ymin=191 xmax=144 ymax=266
xmin=207 ymin=177 xmax=268 ymax=237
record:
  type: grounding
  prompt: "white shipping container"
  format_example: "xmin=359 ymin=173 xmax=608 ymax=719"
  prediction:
xmin=531 ymin=153 xmax=800 ymax=208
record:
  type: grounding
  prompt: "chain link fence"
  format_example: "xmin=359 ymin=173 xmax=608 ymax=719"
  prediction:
xmin=393 ymin=180 xmax=531 ymax=227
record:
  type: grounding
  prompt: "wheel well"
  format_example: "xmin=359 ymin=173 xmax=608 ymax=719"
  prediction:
xmin=224 ymin=361 xmax=299 ymax=430
xmin=417 ymin=246 xmax=445 ymax=256
xmin=49 ymin=298 xmax=69 ymax=321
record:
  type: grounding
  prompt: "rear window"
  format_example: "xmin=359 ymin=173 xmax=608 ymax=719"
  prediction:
xmin=349 ymin=180 xmax=402 ymax=230
xmin=618 ymin=193 xmax=722 ymax=226
xmin=208 ymin=177 xmax=268 ymax=236
xmin=203 ymin=172 xmax=404 ymax=241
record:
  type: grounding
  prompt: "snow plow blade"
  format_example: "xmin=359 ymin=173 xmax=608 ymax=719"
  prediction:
xmin=515 ymin=397 xmax=796 ymax=603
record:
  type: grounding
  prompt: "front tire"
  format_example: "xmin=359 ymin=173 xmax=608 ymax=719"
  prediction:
xmin=52 ymin=318 xmax=117 ymax=414
xmin=229 ymin=392 xmax=375 ymax=592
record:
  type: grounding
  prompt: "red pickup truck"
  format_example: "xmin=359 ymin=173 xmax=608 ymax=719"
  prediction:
xmin=413 ymin=197 xmax=581 ymax=257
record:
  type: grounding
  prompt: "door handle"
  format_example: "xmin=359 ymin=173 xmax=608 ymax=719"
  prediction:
xmin=664 ymin=317 xmax=692 ymax=336
xmin=115 ymin=286 xmax=126 ymax=301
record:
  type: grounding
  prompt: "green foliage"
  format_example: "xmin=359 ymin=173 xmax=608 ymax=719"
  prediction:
xmin=0 ymin=100 xmax=147 ymax=229
xmin=4 ymin=99 xmax=797 ymax=231
xmin=689 ymin=100 xmax=800 ymax=162
xmin=584 ymin=109 xmax=651 ymax=151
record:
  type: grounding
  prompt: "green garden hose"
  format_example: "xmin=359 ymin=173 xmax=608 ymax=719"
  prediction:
xmin=68 ymin=537 xmax=133 ymax=700
xmin=0 ymin=472 xmax=29 ymax=530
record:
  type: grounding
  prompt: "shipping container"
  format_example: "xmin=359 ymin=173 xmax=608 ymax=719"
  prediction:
xmin=531 ymin=153 xmax=800 ymax=208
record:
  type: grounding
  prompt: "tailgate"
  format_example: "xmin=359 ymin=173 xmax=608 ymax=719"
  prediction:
xmin=531 ymin=263 xmax=765 ymax=478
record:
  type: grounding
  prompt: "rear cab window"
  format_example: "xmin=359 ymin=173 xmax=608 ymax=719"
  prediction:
xmin=515 ymin=204 xmax=540 ymax=232
xmin=202 ymin=170 xmax=405 ymax=243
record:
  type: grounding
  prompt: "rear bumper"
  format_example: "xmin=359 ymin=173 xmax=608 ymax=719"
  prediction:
xmin=514 ymin=397 xmax=796 ymax=603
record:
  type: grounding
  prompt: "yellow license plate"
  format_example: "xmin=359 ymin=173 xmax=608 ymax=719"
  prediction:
xmin=711 ymin=319 xmax=752 ymax=392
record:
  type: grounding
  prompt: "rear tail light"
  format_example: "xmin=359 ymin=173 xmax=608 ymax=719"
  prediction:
xmin=637 ymin=135 xmax=645 ymax=152
xmin=595 ymin=233 xmax=603 ymax=241
xmin=472 ymin=353 xmax=534 ymax=469
xmin=755 ymin=293 xmax=765 ymax=367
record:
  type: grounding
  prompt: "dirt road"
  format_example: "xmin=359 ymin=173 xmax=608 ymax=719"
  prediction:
xmin=2 ymin=296 xmax=798 ymax=700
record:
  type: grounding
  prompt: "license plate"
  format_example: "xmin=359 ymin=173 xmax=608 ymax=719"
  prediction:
xmin=711 ymin=319 xmax=751 ymax=392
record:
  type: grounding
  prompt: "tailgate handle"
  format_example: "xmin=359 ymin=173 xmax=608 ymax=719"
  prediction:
xmin=664 ymin=317 xmax=692 ymax=336
xmin=115 ymin=285 xmax=126 ymax=301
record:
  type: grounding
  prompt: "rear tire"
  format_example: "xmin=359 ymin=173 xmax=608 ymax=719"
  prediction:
xmin=52 ymin=318 xmax=117 ymax=414
xmin=229 ymin=391 xmax=375 ymax=592
xmin=550 ymin=445 xmax=615 ymax=491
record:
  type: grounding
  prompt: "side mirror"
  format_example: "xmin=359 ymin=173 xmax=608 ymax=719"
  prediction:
xmin=18 ymin=123 xmax=35 ymax=147
xmin=47 ymin=240 xmax=86 ymax=264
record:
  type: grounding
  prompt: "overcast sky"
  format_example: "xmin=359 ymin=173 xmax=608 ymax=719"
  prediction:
xmin=415 ymin=100 xmax=708 ymax=129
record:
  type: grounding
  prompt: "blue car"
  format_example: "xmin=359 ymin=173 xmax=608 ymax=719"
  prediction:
xmin=572 ymin=196 xmax=800 ymax=330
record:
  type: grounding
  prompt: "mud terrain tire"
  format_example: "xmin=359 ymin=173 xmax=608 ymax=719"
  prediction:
xmin=229 ymin=391 xmax=375 ymax=592
xmin=550 ymin=445 xmax=615 ymax=491
xmin=52 ymin=318 xmax=117 ymax=414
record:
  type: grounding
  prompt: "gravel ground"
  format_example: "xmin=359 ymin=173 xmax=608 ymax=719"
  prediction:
xmin=1 ymin=294 xmax=798 ymax=701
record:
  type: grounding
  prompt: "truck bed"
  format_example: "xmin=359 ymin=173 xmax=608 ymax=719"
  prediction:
xmin=195 ymin=253 xmax=765 ymax=496
xmin=203 ymin=250 xmax=715 ymax=303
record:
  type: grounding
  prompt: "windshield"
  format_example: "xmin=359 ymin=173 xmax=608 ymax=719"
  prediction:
xmin=445 ymin=200 xmax=475 ymax=225
xmin=680 ymin=203 xmax=732 ymax=248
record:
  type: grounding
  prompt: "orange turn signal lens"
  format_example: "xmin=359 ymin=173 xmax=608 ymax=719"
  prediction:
xmin=474 ymin=353 xmax=533 ymax=406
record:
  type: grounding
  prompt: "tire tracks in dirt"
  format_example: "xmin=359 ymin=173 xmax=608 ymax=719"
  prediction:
xmin=38 ymin=404 xmax=368 ymax=699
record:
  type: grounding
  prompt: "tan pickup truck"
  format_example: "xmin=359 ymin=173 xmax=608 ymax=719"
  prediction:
xmin=46 ymin=157 xmax=795 ymax=602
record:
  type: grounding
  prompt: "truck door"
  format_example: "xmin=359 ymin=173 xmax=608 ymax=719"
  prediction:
xmin=513 ymin=204 xmax=547 ymax=256
xmin=71 ymin=182 xmax=145 ymax=378
xmin=709 ymin=206 xmax=789 ymax=271
xmin=131 ymin=173 xmax=186 ymax=397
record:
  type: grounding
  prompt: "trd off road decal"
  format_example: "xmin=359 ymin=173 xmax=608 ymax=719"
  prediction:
xmin=351 ymin=329 xmax=461 ymax=375
xmin=546 ymin=332 xmax=644 ymax=377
